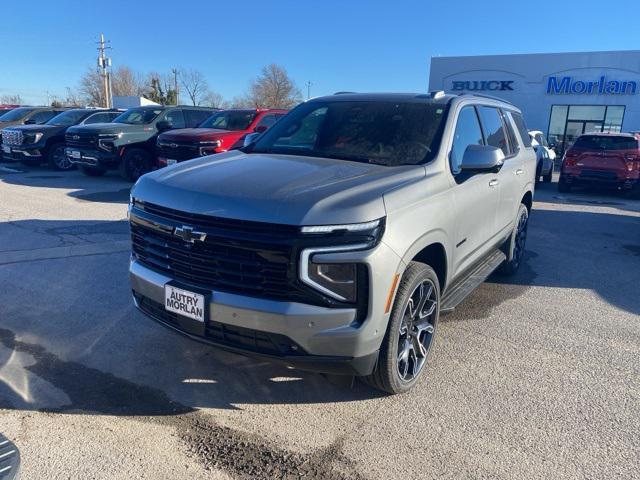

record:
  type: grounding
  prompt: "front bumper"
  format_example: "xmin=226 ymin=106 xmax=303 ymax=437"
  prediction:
xmin=66 ymin=146 xmax=119 ymax=169
xmin=130 ymin=239 xmax=401 ymax=375
xmin=2 ymin=144 xmax=44 ymax=162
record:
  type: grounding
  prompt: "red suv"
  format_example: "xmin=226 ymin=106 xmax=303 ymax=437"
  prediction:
xmin=559 ymin=133 xmax=640 ymax=197
xmin=156 ymin=108 xmax=287 ymax=166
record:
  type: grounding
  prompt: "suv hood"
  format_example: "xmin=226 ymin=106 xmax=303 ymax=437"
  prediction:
xmin=67 ymin=123 xmax=141 ymax=135
xmin=159 ymin=128 xmax=239 ymax=141
xmin=7 ymin=124 xmax=64 ymax=134
xmin=133 ymin=151 xmax=425 ymax=225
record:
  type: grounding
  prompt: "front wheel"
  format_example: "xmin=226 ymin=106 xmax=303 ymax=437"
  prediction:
xmin=48 ymin=143 xmax=75 ymax=171
xmin=499 ymin=203 xmax=529 ymax=276
xmin=364 ymin=262 xmax=440 ymax=394
xmin=119 ymin=148 xmax=152 ymax=182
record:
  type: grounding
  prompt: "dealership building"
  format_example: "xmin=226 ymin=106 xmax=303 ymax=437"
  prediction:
xmin=428 ymin=50 xmax=640 ymax=153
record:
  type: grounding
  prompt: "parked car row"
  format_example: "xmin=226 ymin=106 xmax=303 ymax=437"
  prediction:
xmin=0 ymin=105 xmax=288 ymax=181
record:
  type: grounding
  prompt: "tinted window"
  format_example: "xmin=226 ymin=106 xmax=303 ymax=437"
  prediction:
xmin=250 ymin=101 xmax=448 ymax=166
xmin=30 ymin=110 xmax=59 ymax=124
xmin=185 ymin=109 xmax=213 ymax=127
xmin=509 ymin=112 xmax=533 ymax=148
xmin=200 ymin=110 xmax=257 ymax=130
xmin=114 ymin=108 xmax=163 ymax=125
xmin=46 ymin=109 xmax=89 ymax=126
xmin=501 ymin=110 xmax=520 ymax=154
xmin=0 ymin=107 xmax=34 ymax=122
xmin=255 ymin=114 xmax=281 ymax=130
xmin=83 ymin=112 xmax=119 ymax=124
xmin=573 ymin=135 xmax=638 ymax=151
xmin=478 ymin=106 xmax=509 ymax=156
xmin=163 ymin=109 xmax=185 ymax=129
xmin=450 ymin=106 xmax=484 ymax=174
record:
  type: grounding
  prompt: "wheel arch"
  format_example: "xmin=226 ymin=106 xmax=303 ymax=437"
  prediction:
xmin=521 ymin=190 xmax=533 ymax=213
xmin=409 ymin=242 xmax=448 ymax=293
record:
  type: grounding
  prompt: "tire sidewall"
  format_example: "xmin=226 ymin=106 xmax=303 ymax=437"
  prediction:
xmin=502 ymin=204 xmax=529 ymax=274
xmin=48 ymin=143 xmax=73 ymax=170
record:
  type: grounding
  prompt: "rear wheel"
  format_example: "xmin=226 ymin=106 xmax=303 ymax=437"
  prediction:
xmin=364 ymin=262 xmax=440 ymax=394
xmin=119 ymin=148 xmax=152 ymax=182
xmin=542 ymin=167 xmax=553 ymax=183
xmin=558 ymin=175 xmax=572 ymax=193
xmin=499 ymin=203 xmax=529 ymax=276
xmin=80 ymin=166 xmax=106 ymax=177
xmin=47 ymin=143 xmax=74 ymax=171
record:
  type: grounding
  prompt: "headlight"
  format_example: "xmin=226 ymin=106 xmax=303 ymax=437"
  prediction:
xmin=199 ymin=140 xmax=222 ymax=156
xmin=25 ymin=132 xmax=43 ymax=144
xmin=301 ymin=219 xmax=381 ymax=234
xmin=98 ymin=133 xmax=122 ymax=151
xmin=307 ymin=263 xmax=357 ymax=302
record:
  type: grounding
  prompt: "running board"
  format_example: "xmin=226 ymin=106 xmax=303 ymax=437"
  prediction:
xmin=440 ymin=249 xmax=506 ymax=313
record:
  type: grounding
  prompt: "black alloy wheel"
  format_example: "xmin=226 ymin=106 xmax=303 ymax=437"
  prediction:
xmin=49 ymin=143 xmax=74 ymax=170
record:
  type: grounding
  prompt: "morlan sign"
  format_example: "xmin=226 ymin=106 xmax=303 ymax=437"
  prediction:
xmin=547 ymin=76 xmax=638 ymax=95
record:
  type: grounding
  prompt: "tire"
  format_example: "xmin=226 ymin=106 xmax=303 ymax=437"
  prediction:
xmin=535 ymin=161 xmax=542 ymax=183
xmin=80 ymin=165 xmax=107 ymax=177
xmin=499 ymin=203 xmax=529 ymax=276
xmin=542 ymin=167 xmax=553 ymax=183
xmin=119 ymin=148 xmax=152 ymax=182
xmin=364 ymin=261 xmax=440 ymax=394
xmin=47 ymin=143 xmax=75 ymax=171
xmin=558 ymin=175 xmax=572 ymax=193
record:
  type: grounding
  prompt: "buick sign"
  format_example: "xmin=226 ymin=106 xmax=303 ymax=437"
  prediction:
xmin=452 ymin=80 xmax=514 ymax=92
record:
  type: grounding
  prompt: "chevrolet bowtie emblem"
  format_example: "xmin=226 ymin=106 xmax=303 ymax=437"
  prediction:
xmin=174 ymin=226 xmax=207 ymax=243
xmin=72 ymin=135 xmax=80 ymax=140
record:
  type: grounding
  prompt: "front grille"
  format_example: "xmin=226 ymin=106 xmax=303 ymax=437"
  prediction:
xmin=131 ymin=215 xmax=293 ymax=300
xmin=2 ymin=129 xmax=23 ymax=146
xmin=157 ymin=141 xmax=200 ymax=161
xmin=65 ymin=131 xmax=97 ymax=149
xmin=136 ymin=295 xmax=305 ymax=356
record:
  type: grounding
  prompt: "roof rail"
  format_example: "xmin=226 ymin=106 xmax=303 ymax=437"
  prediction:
xmin=333 ymin=91 xmax=356 ymax=95
xmin=458 ymin=92 xmax=515 ymax=106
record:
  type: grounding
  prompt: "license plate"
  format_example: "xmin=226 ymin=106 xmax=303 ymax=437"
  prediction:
xmin=166 ymin=159 xmax=178 ymax=165
xmin=2 ymin=145 xmax=10 ymax=153
xmin=70 ymin=150 xmax=81 ymax=159
xmin=164 ymin=285 xmax=206 ymax=322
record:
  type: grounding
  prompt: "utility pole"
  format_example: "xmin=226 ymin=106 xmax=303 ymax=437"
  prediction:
xmin=172 ymin=68 xmax=179 ymax=105
xmin=97 ymin=33 xmax=112 ymax=108
xmin=305 ymin=80 xmax=312 ymax=100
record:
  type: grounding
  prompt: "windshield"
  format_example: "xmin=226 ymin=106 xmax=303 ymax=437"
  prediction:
xmin=0 ymin=107 xmax=34 ymax=122
xmin=573 ymin=135 xmax=638 ymax=151
xmin=46 ymin=109 xmax=88 ymax=126
xmin=114 ymin=108 xmax=163 ymax=125
xmin=199 ymin=110 xmax=256 ymax=130
xmin=248 ymin=100 xmax=448 ymax=166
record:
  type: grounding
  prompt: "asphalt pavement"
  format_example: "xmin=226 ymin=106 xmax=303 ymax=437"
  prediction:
xmin=0 ymin=164 xmax=638 ymax=479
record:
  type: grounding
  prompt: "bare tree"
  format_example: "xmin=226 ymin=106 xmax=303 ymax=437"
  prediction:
xmin=111 ymin=66 xmax=145 ymax=97
xmin=246 ymin=64 xmax=302 ymax=109
xmin=0 ymin=94 xmax=23 ymax=105
xmin=202 ymin=91 xmax=224 ymax=108
xmin=79 ymin=67 xmax=105 ymax=106
xmin=180 ymin=69 xmax=209 ymax=106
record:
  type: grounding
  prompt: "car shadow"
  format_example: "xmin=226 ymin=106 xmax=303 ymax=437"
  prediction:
xmin=0 ymin=161 xmax=132 ymax=204
xmin=1 ymin=200 xmax=639 ymax=416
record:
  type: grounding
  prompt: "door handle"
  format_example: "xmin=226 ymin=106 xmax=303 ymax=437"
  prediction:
xmin=489 ymin=179 xmax=499 ymax=187
xmin=515 ymin=169 xmax=524 ymax=175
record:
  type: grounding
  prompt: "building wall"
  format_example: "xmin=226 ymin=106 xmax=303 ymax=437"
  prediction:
xmin=428 ymin=50 xmax=640 ymax=134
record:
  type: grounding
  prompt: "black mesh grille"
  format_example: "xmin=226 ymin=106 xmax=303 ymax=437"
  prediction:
xmin=66 ymin=131 xmax=97 ymax=148
xmin=131 ymin=217 xmax=294 ymax=300
xmin=157 ymin=141 xmax=200 ymax=161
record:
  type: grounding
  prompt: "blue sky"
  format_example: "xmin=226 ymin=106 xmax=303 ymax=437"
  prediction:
xmin=1 ymin=0 xmax=638 ymax=105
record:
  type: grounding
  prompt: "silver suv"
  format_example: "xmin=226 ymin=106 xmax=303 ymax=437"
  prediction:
xmin=129 ymin=92 xmax=536 ymax=394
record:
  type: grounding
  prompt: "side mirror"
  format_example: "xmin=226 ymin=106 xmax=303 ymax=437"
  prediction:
xmin=254 ymin=125 xmax=268 ymax=134
xmin=460 ymin=144 xmax=505 ymax=172
xmin=24 ymin=118 xmax=36 ymax=125
xmin=243 ymin=132 xmax=261 ymax=148
xmin=156 ymin=120 xmax=172 ymax=132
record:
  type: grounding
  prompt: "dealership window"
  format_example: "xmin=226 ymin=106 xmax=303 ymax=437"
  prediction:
xmin=547 ymin=104 xmax=625 ymax=155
